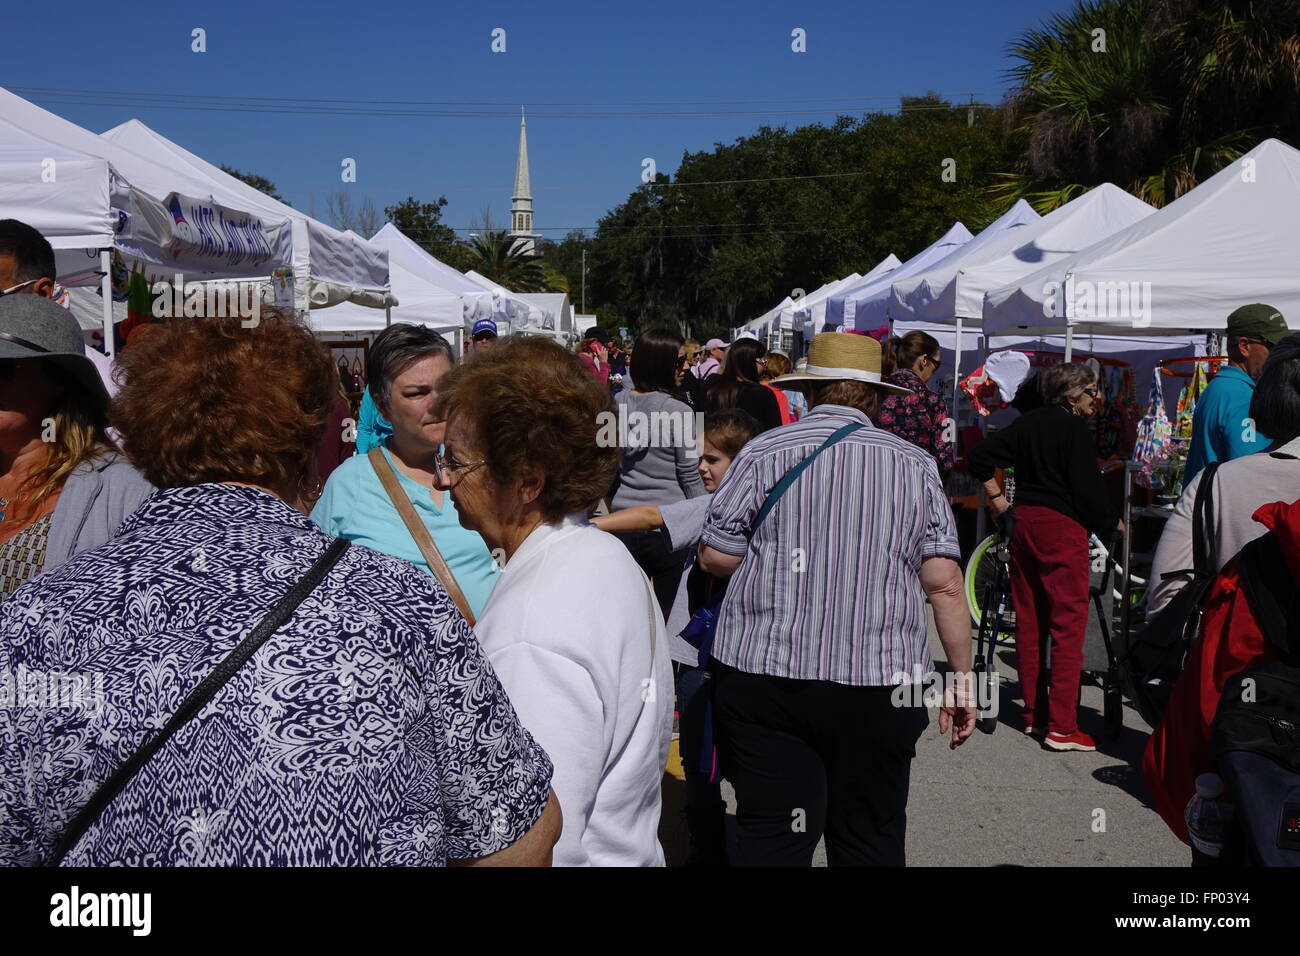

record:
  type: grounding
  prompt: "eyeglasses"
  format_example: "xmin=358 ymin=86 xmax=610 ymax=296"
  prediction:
xmin=0 ymin=278 xmax=38 ymax=297
xmin=1240 ymin=336 xmax=1275 ymax=351
xmin=928 ymin=354 xmax=942 ymax=369
xmin=434 ymin=447 xmax=485 ymax=485
xmin=1084 ymin=385 xmax=1102 ymax=397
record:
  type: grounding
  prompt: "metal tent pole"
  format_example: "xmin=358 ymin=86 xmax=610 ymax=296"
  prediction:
xmin=100 ymin=250 xmax=114 ymax=359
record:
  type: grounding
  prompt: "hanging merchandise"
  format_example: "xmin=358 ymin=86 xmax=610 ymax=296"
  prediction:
xmin=1094 ymin=366 xmax=1123 ymax=459
xmin=959 ymin=350 xmax=1032 ymax=417
xmin=1133 ymin=368 xmax=1173 ymax=489
xmin=1174 ymin=360 xmax=1210 ymax=440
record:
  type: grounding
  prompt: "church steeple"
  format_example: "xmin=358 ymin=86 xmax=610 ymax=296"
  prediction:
xmin=509 ymin=107 xmax=537 ymax=256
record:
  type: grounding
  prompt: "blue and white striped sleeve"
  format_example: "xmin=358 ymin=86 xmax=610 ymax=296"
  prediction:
xmin=701 ymin=444 xmax=764 ymax=557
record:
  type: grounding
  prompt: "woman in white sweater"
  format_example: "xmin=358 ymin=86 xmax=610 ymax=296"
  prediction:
xmin=432 ymin=336 xmax=674 ymax=866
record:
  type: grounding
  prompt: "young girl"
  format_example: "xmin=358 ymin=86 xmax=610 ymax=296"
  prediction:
xmin=593 ymin=408 xmax=761 ymax=866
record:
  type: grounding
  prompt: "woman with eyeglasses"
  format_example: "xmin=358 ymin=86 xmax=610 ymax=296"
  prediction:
xmin=969 ymin=362 xmax=1117 ymax=753
xmin=0 ymin=295 xmax=152 ymax=600
xmin=431 ymin=336 xmax=674 ymax=866
xmin=312 ymin=322 xmax=499 ymax=620
xmin=876 ymin=331 xmax=954 ymax=482
xmin=608 ymin=328 xmax=706 ymax=619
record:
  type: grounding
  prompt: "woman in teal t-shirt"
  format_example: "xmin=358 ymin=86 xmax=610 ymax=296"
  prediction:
xmin=313 ymin=325 xmax=498 ymax=619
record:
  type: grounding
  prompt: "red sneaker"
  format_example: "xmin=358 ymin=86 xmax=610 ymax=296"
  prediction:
xmin=1043 ymin=730 xmax=1096 ymax=752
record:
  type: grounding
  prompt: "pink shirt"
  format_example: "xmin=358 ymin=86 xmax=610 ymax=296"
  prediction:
xmin=579 ymin=352 xmax=609 ymax=384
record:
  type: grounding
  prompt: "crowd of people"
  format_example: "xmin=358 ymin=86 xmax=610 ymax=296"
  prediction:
xmin=1 ymin=212 xmax=1298 ymax=866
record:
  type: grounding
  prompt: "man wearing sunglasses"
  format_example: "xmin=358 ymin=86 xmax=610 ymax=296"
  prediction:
xmin=0 ymin=219 xmax=57 ymax=300
xmin=0 ymin=219 xmax=117 ymax=399
xmin=1185 ymin=303 xmax=1290 ymax=484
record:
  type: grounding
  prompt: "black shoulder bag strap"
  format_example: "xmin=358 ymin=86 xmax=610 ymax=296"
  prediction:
xmin=1190 ymin=461 xmax=1220 ymax=579
xmin=48 ymin=537 xmax=352 ymax=866
xmin=744 ymin=422 xmax=864 ymax=538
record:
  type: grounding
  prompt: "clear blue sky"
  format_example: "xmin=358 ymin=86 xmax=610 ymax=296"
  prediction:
xmin=6 ymin=0 xmax=1065 ymax=237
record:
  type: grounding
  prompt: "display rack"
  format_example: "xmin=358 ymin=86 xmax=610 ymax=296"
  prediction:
xmin=1119 ymin=460 xmax=1180 ymax=646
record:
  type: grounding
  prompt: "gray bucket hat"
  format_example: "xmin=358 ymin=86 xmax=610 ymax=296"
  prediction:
xmin=0 ymin=294 xmax=110 ymax=411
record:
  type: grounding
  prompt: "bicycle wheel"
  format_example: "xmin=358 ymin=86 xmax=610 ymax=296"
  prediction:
xmin=964 ymin=534 xmax=999 ymax=627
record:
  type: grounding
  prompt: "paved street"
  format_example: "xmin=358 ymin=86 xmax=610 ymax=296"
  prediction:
xmin=661 ymin=616 xmax=1188 ymax=867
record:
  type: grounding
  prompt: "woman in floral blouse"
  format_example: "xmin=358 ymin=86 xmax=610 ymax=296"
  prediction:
xmin=876 ymin=331 xmax=953 ymax=481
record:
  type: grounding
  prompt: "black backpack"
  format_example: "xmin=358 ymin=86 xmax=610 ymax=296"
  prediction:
xmin=1210 ymin=531 xmax=1300 ymax=866
xmin=1120 ymin=462 xmax=1221 ymax=729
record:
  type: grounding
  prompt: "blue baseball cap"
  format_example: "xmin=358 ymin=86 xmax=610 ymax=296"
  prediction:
xmin=472 ymin=318 xmax=498 ymax=339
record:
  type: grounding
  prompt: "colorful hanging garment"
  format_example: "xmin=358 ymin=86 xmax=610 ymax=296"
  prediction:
xmin=1133 ymin=368 xmax=1173 ymax=489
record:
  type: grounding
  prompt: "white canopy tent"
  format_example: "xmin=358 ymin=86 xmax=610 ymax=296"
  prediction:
xmin=309 ymin=254 xmax=463 ymax=350
xmin=824 ymin=223 xmax=974 ymax=332
xmin=368 ymin=222 xmax=504 ymax=325
xmin=100 ymin=118 xmax=392 ymax=312
xmin=0 ymin=87 xmax=294 ymax=355
xmin=793 ymin=256 xmax=903 ymax=337
xmin=741 ymin=295 xmax=794 ymax=341
xmin=983 ymin=138 xmax=1300 ymax=351
xmin=517 ymin=293 xmax=574 ymax=335
xmin=789 ymin=274 xmax=860 ymax=336
xmin=894 ymin=185 xmax=1154 ymax=330
xmin=889 ymin=199 xmax=1042 ymax=324
xmin=463 ymin=270 xmax=539 ymax=333
xmin=891 ymin=187 xmax=1154 ymax=411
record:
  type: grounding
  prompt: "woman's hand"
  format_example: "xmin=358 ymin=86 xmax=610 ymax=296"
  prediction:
xmin=989 ymin=495 xmax=1011 ymax=518
xmin=940 ymin=672 xmax=978 ymax=749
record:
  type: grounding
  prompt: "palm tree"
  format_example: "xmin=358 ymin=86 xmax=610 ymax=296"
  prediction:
xmin=994 ymin=0 xmax=1300 ymax=211
xmin=465 ymin=231 xmax=548 ymax=292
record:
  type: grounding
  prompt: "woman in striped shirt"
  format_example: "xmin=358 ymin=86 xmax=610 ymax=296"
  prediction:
xmin=697 ymin=332 xmax=976 ymax=867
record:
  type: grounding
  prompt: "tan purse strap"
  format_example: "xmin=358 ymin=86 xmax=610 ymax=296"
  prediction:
xmin=368 ymin=447 xmax=477 ymax=625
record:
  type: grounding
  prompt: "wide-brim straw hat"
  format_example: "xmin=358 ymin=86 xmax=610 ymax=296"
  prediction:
xmin=771 ymin=331 xmax=910 ymax=395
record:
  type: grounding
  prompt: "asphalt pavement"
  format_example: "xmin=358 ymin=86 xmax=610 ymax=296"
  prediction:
xmin=660 ymin=615 xmax=1188 ymax=867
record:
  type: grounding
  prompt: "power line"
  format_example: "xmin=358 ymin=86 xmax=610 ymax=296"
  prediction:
xmin=326 ymin=170 xmax=873 ymax=195
xmin=11 ymin=87 xmax=997 ymax=119
xmin=9 ymin=84 xmax=998 ymax=110
xmin=398 ymin=224 xmax=862 ymax=241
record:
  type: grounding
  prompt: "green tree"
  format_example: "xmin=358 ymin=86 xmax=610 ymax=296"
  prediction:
xmin=220 ymin=166 xmax=289 ymax=205
xmin=995 ymin=0 xmax=1300 ymax=210
xmin=585 ymin=97 xmax=1014 ymax=338
xmin=384 ymin=196 xmax=475 ymax=271
xmin=465 ymin=231 xmax=547 ymax=292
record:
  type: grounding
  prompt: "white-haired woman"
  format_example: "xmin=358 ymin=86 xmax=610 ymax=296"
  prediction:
xmin=970 ymin=362 xmax=1116 ymax=753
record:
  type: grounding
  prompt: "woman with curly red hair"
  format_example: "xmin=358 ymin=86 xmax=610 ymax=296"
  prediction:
xmin=0 ymin=310 xmax=559 ymax=867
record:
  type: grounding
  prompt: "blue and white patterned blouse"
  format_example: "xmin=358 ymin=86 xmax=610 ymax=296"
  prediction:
xmin=0 ymin=484 xmax=552 ymax=866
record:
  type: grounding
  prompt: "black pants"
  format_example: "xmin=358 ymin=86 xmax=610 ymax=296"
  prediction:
xmin=712 ymin=660 xmax=927 ymax=867
xmin=612 ymin=529 xmax=689 ymax=621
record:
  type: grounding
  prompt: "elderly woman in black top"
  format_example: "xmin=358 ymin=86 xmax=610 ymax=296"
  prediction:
xmin=969 ymin=362 xmax=1114 ymax=753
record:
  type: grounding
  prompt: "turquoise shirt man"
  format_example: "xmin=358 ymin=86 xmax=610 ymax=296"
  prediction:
xmin=1183 ymin=365 xmax=1268 ymax=484
xmin=1184 ymin=303 xmax=1290 ymax=485
xmin=312 ymin=445 xmax=499 ymax=618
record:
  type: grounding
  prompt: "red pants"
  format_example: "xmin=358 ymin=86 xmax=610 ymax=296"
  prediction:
xmin=1008 ymin=505 xmax=1091 ymax=735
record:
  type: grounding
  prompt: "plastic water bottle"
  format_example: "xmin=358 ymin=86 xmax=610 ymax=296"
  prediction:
xmin=1185 ymin=773 xmax=1234 ymax=858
